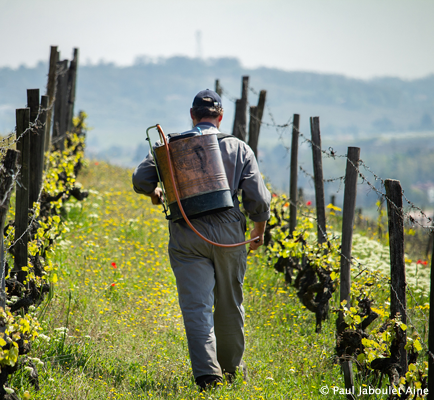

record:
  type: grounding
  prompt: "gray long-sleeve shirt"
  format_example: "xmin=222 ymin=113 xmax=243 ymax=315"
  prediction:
xmin=132 ymin=122 xmax=271 ymax=222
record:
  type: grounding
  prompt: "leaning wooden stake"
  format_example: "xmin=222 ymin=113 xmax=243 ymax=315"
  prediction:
xmin=0 ymin=150 xmax=19 ymax=310
xmin=45 ymin=46 xmax=58 ymax=152
xmin=338 ymin=147 xmax=360 ymax=398
xmin=53 ymin=59 xmax=68 ymax=151
xmin=248 ymin=90 xmax=266 ymax=159
xmin=215 ymin=79 xmax=222 ymax=97
xmin=429 ymin=226 xmax=434 ymax=400
xmin=30 ymin=95 xmax=48 ymax=207
xmin=247 ymin=106 xmax=258 ymax=154
xmin=27 ymin=89 xmax=40 ymax=208
xmin=427 ymin=222 xmax=434 ymax=259
xmin=14 ymin=108 xmax=31 ymax=284
xmin=27 ymin=89 xmax=40 ymax=123
xmin=339 ymin=147 xmax=361 ymax=314
xmin=232 ymin=76 xmax=249 ymax=141
xmin=385 ymin=179 xmax=407 ymax=376
xmin=331 ymin=195 xmax=336 ymax=206
xmin=310 ymin=116 xmax=327 ymax=244
xmin=289 ymin=114 xmax=300 ymax=235
xmin=65 ymin=48 xmax=79 ymax=133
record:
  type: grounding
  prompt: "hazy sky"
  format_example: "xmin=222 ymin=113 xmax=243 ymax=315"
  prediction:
xmin=1 ymin=0 xmax=433 ymax=79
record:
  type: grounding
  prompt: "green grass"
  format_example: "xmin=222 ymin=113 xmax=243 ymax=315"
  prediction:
xmin=10 ymin=160 xmax=429 ymax=399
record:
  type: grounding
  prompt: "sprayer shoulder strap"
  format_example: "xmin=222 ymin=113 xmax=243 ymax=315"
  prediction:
xmin=217 ymin=133 xmax=241 ymax=141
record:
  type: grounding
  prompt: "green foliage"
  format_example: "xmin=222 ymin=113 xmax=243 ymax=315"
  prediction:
xmin=265 ymin=193 xmax=430 ymax=396
xmin=0 ymin=307 xmax=40 ymax=368
xmin=1 ymin=116 xmax=87 ymax=396
xmin=6 ymin=163 xmax=430 ymax=398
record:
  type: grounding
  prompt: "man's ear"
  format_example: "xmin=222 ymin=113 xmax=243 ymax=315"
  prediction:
xmin=218 ymin=115 xmax=223 ymax=123
xmin=190 ymin=108 xmax=194 ymax=120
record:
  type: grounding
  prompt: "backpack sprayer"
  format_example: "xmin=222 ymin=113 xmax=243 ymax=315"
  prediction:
xmin=145 ymin=124 xmax=260 ymax=248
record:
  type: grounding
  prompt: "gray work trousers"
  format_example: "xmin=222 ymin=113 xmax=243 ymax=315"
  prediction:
xmin=168 ymin=207 xmax=247 ymax=379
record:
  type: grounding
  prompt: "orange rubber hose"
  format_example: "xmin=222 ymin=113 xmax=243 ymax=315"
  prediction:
xmin=156 ymin=124 xmax=260 ymax=248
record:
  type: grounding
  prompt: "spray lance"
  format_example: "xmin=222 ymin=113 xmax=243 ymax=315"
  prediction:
xmin=146 ymin=124 xmax=260 ymax=248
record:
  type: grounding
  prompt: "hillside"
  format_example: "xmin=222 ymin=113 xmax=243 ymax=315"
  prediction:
xmin=1 ymin=57 xmax=434 ymax=205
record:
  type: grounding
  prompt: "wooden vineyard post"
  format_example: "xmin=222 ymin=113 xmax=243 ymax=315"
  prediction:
xmin=338 ymin=147 xmax=360 ymax=397
xmin=29 ymin=95 xmax=48 ymax=208
xmin=27 ymin=89 xmax=40 ymax=208
xmin=289 ymin=114 xmax=300 ymax=235
xmin=27 ymin=89 xmax=40 ymax=123
xmin=248 ymin=106 xmax=258 ymax=154
xmin=248 ymin=90 xmax=266 ymax=159
xmin=385 ymin=179 xmax=407 ymax=375
xmin=310 ymin=117 xmax=327 ymax=244
xmin=331 ymin=195 xmax=336 ymax=206
xmin=0 ymin=150 xmax=19 ymax=310
xmin=53 ymin=59 xmax=68 ymax=151
xmin=339 ymin=147 xmax=360 ymax=314
xmin=65 ymin=48 xmax=79 ymax=134
xmin=429 ymin=225 xmax=434 ymax=400
xmin=14 ymin=108 xmax=31 ymax=284
xmin=232 ymin=76 xmax=249 ymax=141
xmin=427 ymin=221 xmax=434 ymax=259
xmin=215 ymin=79 xmax=222 ymax=97
xmin=39 ymin=95 xmax=49 ymax=176
xmin=233 ymin=100 xmax=245 ymax=140
xmin=45 ymin=46 xmax=58 ymax=152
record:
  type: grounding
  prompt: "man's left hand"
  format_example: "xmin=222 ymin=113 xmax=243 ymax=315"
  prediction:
xmin=150 ymin=187 xmax=164 ymax=205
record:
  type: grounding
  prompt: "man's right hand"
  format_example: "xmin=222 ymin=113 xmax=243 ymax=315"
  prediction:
xmin=149 ymin=187 xmax=164 ymax=205
xmin=249 ymin=220 xmax=267 ymax=251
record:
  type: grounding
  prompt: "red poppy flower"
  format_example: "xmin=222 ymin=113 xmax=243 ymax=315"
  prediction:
xmin=306 ymin=201 xmax=312 ymax=206
xmin=95 ymin=162 xmax=99 ymax=165
xmin=272 ymin=193 xmax=278 ymax=198
xmin=111 ymin=283 xmax=116 ymax=287
xmin=111 ymin=262 xmax=117 ymax=269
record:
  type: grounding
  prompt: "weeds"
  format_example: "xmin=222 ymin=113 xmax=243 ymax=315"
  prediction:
xmin=10 ymin=161 xmax=429 ymax=399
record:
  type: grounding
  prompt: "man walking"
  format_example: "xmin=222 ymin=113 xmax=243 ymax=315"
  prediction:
xmin=132 ymin=89 xmax=270 ymax=390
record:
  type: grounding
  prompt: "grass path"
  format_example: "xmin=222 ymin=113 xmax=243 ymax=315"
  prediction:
xmin=17 ymin=161 xmax=347 ymax=399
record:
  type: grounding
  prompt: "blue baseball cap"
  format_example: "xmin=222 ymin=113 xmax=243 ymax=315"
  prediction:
xmin=192 ymin=89 xmax=223 ymax=109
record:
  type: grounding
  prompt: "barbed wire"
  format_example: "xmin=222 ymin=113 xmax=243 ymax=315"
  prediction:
xmin=51 ymin=131 xmax=69 ymax=146
xmin=222 ymin=78 xmax=434 ymax=374
xmin=285 ymin=116 xmax=434 ymax=233
xmin=0 ymin=162 xmax=46 ymax=294
xmin=274 ymin=196 xmax=434 ymax=363
xmin=299 ymin=165 xmax=345 ymax=184
xmin=0 ymin=60 xmax=71 ymax=288
xmin=220 ymin=86 xmax=292 ymax=130
xmin=221 ymin=79 xmax=434 ymax=235
xmin=7 ymin=181 xmax=45 ymax=253
xmin=348 ymin=157 xmax=433 ymax=231
xmin=296 ymin=123 xmax=433 ymax=232
xmin=0 ymin=59 xmax=68 ymax=154
xmin=357 ymin=158 xmax=434 ymax=229
xmin=0 ymin=98 xmax=59 ymax=155
xmin=0 ymin=164 xmax=21 ymax=209
xmin=220 ymin=81 xmax=434 ymax=235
